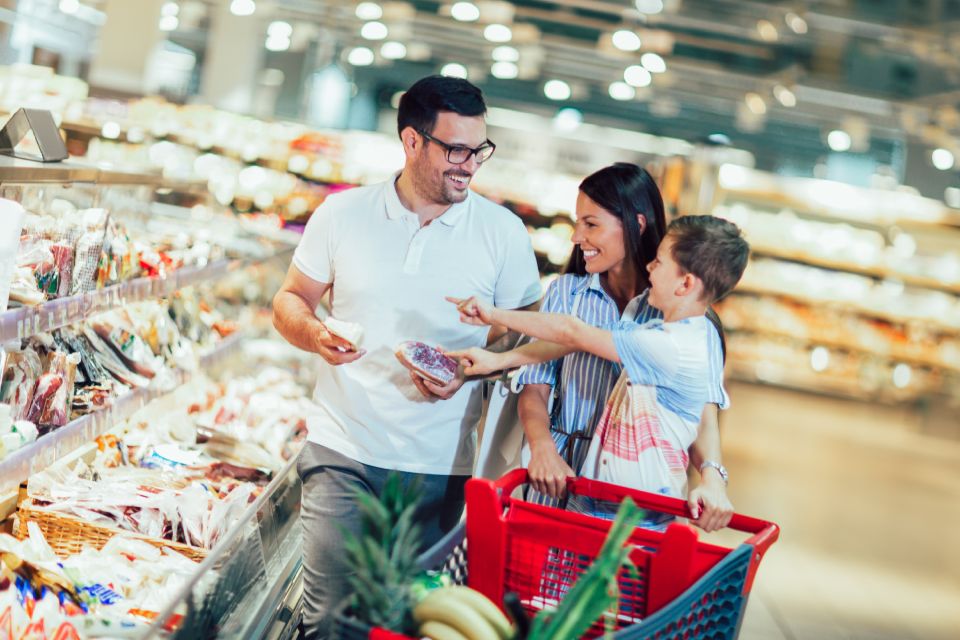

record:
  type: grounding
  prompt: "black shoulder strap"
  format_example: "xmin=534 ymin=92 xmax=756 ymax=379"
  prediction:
xmin=705 ymin=306 xmax=727 ymax=364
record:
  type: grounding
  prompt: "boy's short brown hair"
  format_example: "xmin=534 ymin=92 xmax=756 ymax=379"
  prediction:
xmin=667 ymin=215 xmax=750 ymax=303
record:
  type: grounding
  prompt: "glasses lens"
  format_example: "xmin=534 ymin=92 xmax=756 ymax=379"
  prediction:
xmin=476 ymin=145 xmax=494 ymax=164
xmin=447 ymin=147 xmax=471 ymax=164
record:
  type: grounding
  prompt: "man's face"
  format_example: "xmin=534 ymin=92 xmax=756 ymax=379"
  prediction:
xmin=408 ymin=111 xmax=487 ymax=206
xmin=646 ymin=235 xmax=686 ymax=311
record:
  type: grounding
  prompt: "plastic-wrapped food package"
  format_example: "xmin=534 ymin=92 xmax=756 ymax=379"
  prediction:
xmin=0 ymin=198 xmax=27 ymax=312
xmin=38 ymin=351 xmax=81 ymax=428
xmin=0 ymin=348 xmax=43 ymax=421
xmin=70 ymin=209 xmax=109 ymax=296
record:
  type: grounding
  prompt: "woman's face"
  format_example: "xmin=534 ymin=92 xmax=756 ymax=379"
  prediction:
xmin=572 ymin=191 xmax=627 ymax=274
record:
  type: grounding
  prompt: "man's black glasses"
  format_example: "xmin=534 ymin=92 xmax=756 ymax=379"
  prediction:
xmin=417 ymin=130 xmax=496 ymax=164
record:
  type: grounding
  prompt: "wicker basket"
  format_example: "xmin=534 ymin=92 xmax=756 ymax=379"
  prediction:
xmin=15 ymin=491 xmax=209 ymax=563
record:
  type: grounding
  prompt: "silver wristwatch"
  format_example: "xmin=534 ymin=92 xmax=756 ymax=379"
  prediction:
xmin=699 ymin=460 xmax=728 ymax=485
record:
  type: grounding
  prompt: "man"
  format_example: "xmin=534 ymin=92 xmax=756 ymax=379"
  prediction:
xmin=272 ymin=75 xmax=541 ymax=639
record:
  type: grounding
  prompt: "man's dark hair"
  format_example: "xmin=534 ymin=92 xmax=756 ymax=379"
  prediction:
xmin=566 ymin=163 xmax=667 ymax=281
xmin=397 ymin=75 xmax=487 ymax=138
xmin=667 ymin=215 xmax=750 ymax=303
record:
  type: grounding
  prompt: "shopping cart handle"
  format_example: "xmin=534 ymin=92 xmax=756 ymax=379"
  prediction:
xmin=485 ymin=469 xmax=779 ymax=555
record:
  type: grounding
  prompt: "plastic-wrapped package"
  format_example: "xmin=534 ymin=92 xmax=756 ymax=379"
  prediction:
xmin=38 ymin=352 xmax=81 ymax=427
xmin=0 ymin=348 xmax=43 ymax=421
xmin=70 ymin=209 xmax=109 ymax=296
xmin=49 ymin=243 xmax=75 ymax=298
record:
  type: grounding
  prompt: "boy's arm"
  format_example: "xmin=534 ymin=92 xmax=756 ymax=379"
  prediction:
xmin=447 ymin=296 xmax=620 ymax=363
xmin=687 ymin=403 xmax=733 ymax=533
xmin=446 ymin=339 xmax=577 ymax=377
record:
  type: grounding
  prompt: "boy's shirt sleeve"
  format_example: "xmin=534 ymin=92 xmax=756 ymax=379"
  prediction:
xmin=609 ymin=320 xmax=680 ymax=386
xmin=705 ymin=322 xmax=731 ymax=409
xmin=516 ymin=277 xmax=567 ymax=387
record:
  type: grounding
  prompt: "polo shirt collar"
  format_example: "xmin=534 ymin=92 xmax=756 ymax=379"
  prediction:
xmin=385 ymin=172 xmax=470 ymax=226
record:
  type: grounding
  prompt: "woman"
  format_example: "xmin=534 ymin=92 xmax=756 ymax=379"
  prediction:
xmin=460 ymin=163 xmax=733 ymax=531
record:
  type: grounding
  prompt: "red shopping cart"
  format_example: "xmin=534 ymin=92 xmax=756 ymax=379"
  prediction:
xmin=333 ymin=469 xmax=779 ymax=640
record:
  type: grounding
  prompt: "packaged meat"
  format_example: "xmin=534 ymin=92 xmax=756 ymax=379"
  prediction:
xmin=323 ymin=317 xmax=364 ymax=351
xmin=395 ymin=341 xmax=459 ymax=385
xmin=0 ymin=349 xmax=43 ymax=421
xmin=38 ymin=352 xmax=80 ymax=427
xmin=49 ymin=244 xmax=75 ymax=299
xmin=24 ymin=372 xmax=63 ymax=425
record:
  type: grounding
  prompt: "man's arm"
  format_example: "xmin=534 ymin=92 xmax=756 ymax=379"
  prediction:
xmin=272 ymin=264 xmax=362 ymax=365
xmin=686 ymin=403 xmax=733 ymax=532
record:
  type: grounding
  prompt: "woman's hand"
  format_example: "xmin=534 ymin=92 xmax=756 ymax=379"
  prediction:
xmin=443 ymin=347 xmax=503 ymax=376
xmin=446 ymin=296 xmax=496 ymax=326
xmin=528 ymin=440 xmax=575 ymax=499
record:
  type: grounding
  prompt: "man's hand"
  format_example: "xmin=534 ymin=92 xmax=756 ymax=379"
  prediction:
xmin=687 ymin=471 xmax=733 ymax=533
xmin=314 ymin=324 xmax=365 ymax=366
xmin=409 ymin=367 xmax=466 ymax=400
xmin=446 ymin=296 xmax=496 ymax=326
xmin=528 ymin=440 xmax=575 ymax=499
xmin=444 ymin=347 xmax=504 ymax=377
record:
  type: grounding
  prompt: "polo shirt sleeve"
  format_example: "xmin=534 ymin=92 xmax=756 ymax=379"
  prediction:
xmin=705 ymin=321 xmax=731 ymax=409
xmin=292 ymin=199 xmax=337 ymax=284
xmin=610 ymin=321 xmax=679 ymax=387
xmin=493 ymin=219 xmax=541 ymax=309
xmin=515 ymin=277 xmax=566 ymax=387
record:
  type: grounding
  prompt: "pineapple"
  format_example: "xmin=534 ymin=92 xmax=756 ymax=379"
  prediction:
xmin=342 ymin=473 xmax=425 ymax=634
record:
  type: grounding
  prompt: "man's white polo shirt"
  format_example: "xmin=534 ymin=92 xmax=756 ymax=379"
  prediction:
xmin=291 ymin=176 xmax=541 ymax=475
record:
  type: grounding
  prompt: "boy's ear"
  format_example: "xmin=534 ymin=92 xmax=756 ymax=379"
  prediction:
xmin=678 ymin=273 xmax=702 ymax=297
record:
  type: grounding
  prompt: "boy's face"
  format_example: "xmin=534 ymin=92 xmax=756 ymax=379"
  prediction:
xmin=646 ymin=235 xmax=685 ymax=310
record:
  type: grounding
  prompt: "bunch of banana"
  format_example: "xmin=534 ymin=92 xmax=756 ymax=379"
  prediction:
xmin=412 ymin=586 xmax=515 ymax=640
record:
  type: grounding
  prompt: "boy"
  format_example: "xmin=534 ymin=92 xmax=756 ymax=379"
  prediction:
xmin=447 ymin=215 xmax=749 ymax=523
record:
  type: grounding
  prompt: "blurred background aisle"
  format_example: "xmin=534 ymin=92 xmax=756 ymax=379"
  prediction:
xmin=724 ymin=381 xmax=960 ymax=639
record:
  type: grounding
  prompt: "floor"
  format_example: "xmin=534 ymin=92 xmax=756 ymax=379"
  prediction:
xmin=715 ymin=382 xmax=960 ymax=640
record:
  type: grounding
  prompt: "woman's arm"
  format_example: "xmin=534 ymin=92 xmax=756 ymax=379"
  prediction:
xmin=447 ymin=296 xmax=620 ymax=363
xmin=518 ymin=385 xmax=575 ymax=498
xmin=686 ymin=403 xmax=733 ymax=532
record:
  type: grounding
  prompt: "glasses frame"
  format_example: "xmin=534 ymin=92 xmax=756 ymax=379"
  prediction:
xmin=417 ymin=129 xmax=496 ymax=165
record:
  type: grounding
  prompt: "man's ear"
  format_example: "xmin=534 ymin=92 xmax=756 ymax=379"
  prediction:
xmin=400 ymin=126 xmax=420 ymax=158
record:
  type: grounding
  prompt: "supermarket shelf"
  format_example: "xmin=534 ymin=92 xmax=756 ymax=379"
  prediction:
xmin=725 ymin=326 xmax=960 ymax=374
xmin=0 ymin=333 xmax=243 ymax=497
xmin=0 ymin=258 xmax=237 ymax=343
xmin=0 ymin=154 xmax=205 ymax=188
xmin=749 ymin=246 xmax=960 ymax=297
xmin=732 ymin=285 xmax=960 ymax=337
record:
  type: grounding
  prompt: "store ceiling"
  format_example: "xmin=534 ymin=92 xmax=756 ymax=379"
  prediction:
xmin=231 ymin=1 xmax=960 ymax=171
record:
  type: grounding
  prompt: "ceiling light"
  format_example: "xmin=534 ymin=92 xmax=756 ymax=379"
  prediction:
xmin=640 ymin=52 xmax=666 ymax=73
xmin=707 ymin=133 xmax=732 ymax=145
xmin=356 ymin=2 xmax=383 ymax=20
xmin=827 ymin=130 xmax=852 ymax=152
xmin=159 ymin=15 xmax=179 ymax=31
xmin=635 ymin=0 xmax=664 ymax=14
xmin=491 ymin=61 xmax=519 ymax=79
xmin=773 ymin=84 xmax=796 ymax=107
xmin=544 ymin=79 xmax=571 ymax=101
xmin=268 ymin=21 xmax=293 ymax=38
xmin=785 ymin=12 xmax=808 ymax=34
xmin=623 ymin=65 xmax=652 ymax=88
xmin=484 ymin=24 xmax=512 ymax=43
xmin=608 ymin=81 xmax=636 ymax=101
xmin=553 ymin=108 xmax=582 ymax=132
xmin=361 ymin=21 xmax=388 ymax=40
xmin=932 ymin=148 xmax=955 ymax=170
xmin=451 ymin=1 xmax=480 ymax=22
xmin=161 ymin=2 xmax=179 ymax=17
xmin=380 ymin=41 xmax=407 ymax=60
xmin=265 ymin=35 xmax=290 ymax=52
xmin=441 ymin=63 xmax=468 ymax=78
xmin=612 ymin=30 xmax=641 ymax=52
xmin=58 ymin=0 xmax=79 ymax=14
xmin=230 ymin=0 xmax=255 ymax=17
xmin=492 ymin=45 xmax=519 ymax=62
xmin=347 ymin=47 xmax=375 ymax=66
xmin=757 ymin=19 xmax=778 ymax=42
xmin=745 ymin=92 xmax=767 ymax=115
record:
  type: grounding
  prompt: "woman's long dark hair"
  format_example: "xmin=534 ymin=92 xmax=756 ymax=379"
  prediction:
xmin=565 ymin=162 xmax=667 ymax=285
